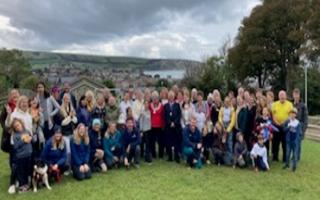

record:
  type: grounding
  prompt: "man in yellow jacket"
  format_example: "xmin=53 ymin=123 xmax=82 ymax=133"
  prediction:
xmin=271 ymin=90 xmax=293 ymax=162
xmin=218 ymin=97 xmax=236 ymax=165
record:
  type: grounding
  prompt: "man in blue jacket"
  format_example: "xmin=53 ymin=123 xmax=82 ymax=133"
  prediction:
xmin=164 ymin=90 xmax=182 ymax=163
xmin=122 ymin=117 xmax=141 ymax=169
xmin=182 ymin=116 xmax=203 ymax=169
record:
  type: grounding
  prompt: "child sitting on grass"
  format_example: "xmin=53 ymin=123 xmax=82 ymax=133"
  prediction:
xmin=283 ymin=108 xmax=301 ymax=172
xmin=250 ymin=134 xmax=269 ymax=172
xmin=233 ymin=132 xmax=248 ymax=169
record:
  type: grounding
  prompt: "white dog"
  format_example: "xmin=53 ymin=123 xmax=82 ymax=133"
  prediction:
xmin=32 ymin=159 xmax=52 ymax=192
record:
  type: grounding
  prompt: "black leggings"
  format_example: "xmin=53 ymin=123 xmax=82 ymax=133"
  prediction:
xmin=11 ymin=156 xmax=32 ymax=187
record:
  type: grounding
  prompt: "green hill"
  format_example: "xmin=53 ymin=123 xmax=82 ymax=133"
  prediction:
xmin=22 ymin=51 xmax=202 ymax=70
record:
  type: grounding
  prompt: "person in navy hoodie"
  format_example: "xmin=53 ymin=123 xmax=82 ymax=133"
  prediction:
xmin=89 ymin=119 xmax=107 ymax=172
xmin=70 ymin=123 xmax=92 ymax=181
xmin=122 ymin=117 xmax=141 ymax=169
xmin=283 ymin=108 xmax=302 ymax=172
xmin=41 ymin=126 xmax=67 ymax=183
xmin=182 ymin=116 xmax=203 ymax=169
xmin=103 ymin=122 xmax=123 ymax=169
xmin=164 ymin=90 xmax=182 ymax=163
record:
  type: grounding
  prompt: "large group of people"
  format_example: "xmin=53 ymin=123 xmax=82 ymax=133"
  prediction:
xmin=0 ymin=82 xmax=308 ymax=194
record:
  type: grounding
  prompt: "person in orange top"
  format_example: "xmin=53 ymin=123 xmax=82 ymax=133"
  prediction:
xmin=271 ymin=90 xmax=293 ymax=162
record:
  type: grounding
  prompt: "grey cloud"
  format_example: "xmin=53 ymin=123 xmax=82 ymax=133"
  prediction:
xmin=0 ymin=0 xmax=260 ymax=59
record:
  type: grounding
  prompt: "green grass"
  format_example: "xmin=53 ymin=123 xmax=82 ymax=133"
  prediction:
xmin=0 ymin=140 xmax=319 ymax=200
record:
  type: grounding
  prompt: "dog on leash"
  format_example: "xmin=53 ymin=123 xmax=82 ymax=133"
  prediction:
xmin=32 ymin=159 xmax=52 ymax=192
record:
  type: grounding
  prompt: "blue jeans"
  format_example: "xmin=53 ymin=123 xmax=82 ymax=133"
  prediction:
xmin=298 ymin=136 xmax=303 ymax=161
xmin=286 ymin=141 xmax=299 ymax=169
xmin=224 ymin=133 xmax=233 ymax=165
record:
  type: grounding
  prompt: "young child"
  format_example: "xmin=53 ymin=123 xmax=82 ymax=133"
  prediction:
xmin=283 ymin=108 xmax=301 ymax=172
xmin=255 ymin=107 xmax=278 ymax=157
xmin=250 ymin=134 xmax=270 ymax=172
xmin=233 ymin=132 xmax=248 ymax=168
xmin=9 ymin=118 xmax=33 ymax=194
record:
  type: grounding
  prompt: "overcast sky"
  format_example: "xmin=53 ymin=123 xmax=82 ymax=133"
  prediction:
xmin=0 ymin=0 xmax=260 ymax=61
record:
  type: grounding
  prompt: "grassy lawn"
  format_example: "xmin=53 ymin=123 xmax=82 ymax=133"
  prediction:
xmin=0 ymin=139 xmax=319 ymax=200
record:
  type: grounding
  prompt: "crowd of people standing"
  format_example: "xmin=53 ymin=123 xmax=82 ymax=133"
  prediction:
xmin=0 ymin=82 xmax=308 ymax=194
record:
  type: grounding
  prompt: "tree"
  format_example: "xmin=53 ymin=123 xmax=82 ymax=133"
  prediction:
xmin=181 ymin=55 xmax=237 ymax=96
xmin=103 ymin=79 xmax=116 ymax=88
xmin=20 ymin=75 xmax=40 ymax=90
xmin=0 ymin=48 xmax=32 ymax=88
xmin=155 ymin=79 xmax=171 ymax=89
xmin=228 ymin=0 xmax=312 ymax=92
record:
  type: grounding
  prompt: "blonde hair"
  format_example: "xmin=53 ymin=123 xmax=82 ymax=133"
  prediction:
xmin=15 ymin=95 xmax=29 ymax=112
xmin=73 ymin=123 xmax=89 ymax=145
xmin=51 ymin=134 xmax=65 ymax=150
xmin=85 ymin=90 xmax=96 ymax=112
xmin=60 ymin=93 xmax=75 ymax=118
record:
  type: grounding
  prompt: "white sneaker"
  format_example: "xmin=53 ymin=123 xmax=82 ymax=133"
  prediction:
xmin=8 ymin=185 xmax=16 ymax=194
xmin=100 ymin=163 xmax=107 ymax=172
xmin=64 ymin=170 xmax=70 ymax=176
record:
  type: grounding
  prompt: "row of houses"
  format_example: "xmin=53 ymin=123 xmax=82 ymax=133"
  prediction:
xmin=33 ymin=65 xmax=171 ymax=89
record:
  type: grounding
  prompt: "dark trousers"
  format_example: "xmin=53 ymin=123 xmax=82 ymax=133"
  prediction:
xmin=244 ymin=131 xmax=255 ymax=151
xmin=203 ymin=133 xmax=213 ymax=161
xmin=265 ymin=140 xmax=270 ymax=158
xmin=11 ymin=156 xmax=32 ymax=187
xmin=165 ymin=127 xmax=182 ymax=162
xmin=272 ymin=125 xmax=286 ymax=162
xmin=140 ymin=133 xmax=146 ymax=157
xmin=150 ymin=128 xmax=165 ymax=159
xmin=105 ymin=146 xmax=123 ymax=167
xmin=144 ymin=130 xmax=153 ymax=162
xmin=212 ymin=148 xmax=224 ymax=165
xmin=254 ymin=156 xmax=267 ymax=171
xmin=43 ymin=121 xmax=54 ymax=141
xmin=125 ymin=146 xmax=141 ymax=164
xmin=72 ymin=166 xmax=92 ymax=181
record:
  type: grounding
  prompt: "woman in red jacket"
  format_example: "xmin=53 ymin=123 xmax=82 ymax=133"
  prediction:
xmin=149 ymin=91 xmax=165 ymax=159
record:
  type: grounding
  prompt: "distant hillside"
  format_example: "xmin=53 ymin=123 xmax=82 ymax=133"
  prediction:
xmin=23 ymin=51 xmax=202 ymax=70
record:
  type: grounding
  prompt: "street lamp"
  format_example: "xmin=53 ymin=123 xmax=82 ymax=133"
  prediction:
xmin=305 ymin=62 xmax=308 ymax=107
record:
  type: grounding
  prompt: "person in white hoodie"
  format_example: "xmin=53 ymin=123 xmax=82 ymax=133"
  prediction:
xmin=250 ymin=134 xmax=270 ymax=172
xmin=6 ymin=95 xmax=33 ymax=135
